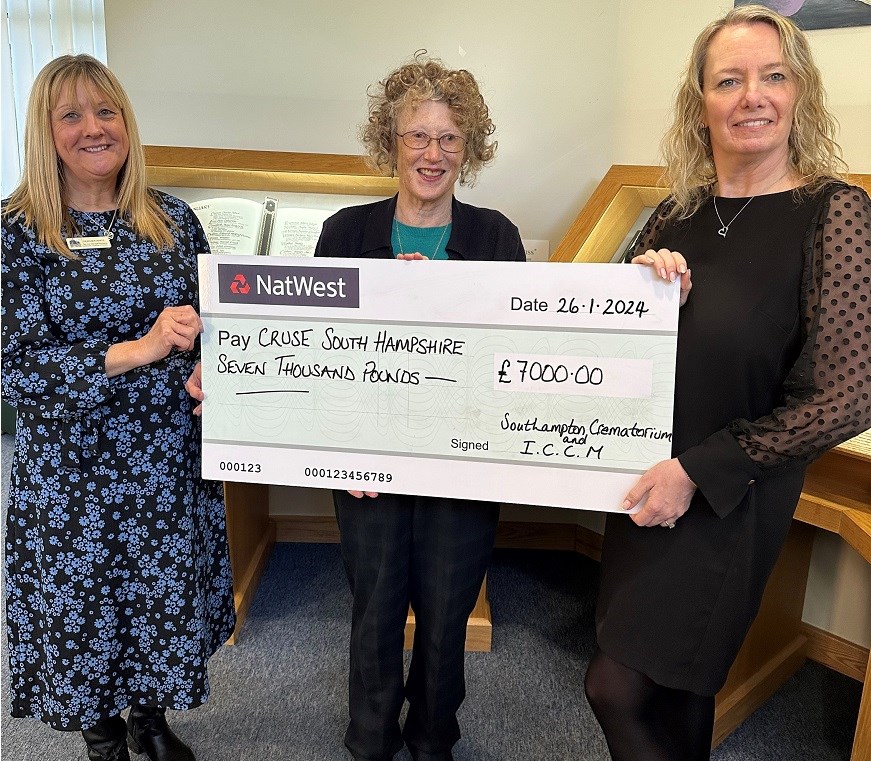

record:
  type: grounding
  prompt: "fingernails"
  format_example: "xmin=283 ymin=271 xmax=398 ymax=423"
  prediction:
xmin=659 ymin=268 xmax=667 ymax=279
xmin=622 ymin=499 xmax=632 ymax=510
xmin=679 ymin=264 xmax=687 ymax=274
xmin=669 ymin=271 xmax=677 ymax=282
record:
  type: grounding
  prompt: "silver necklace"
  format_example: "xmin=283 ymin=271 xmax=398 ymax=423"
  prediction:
xmin=394 ymin=218 xmax=450 ymax=258
xmin=713 ymin=196 xmax=754 ymax=238
xmin=66 ymin=208 xmax=119 ymax=251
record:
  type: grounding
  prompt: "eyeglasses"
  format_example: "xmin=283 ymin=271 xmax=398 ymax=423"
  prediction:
xmin=395 ymin=131 xmax=467 ymax=153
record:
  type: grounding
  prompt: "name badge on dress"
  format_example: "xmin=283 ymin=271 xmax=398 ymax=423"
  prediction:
xmin=66 ymin=236 xmax=112 ymax=250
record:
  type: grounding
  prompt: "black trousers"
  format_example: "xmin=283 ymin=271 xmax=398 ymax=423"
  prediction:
xmin=334 ymin=491 xmax=499 ymax=761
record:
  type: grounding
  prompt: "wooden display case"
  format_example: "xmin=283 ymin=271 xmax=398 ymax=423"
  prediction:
xmin=552 ymin=164 xmax=668 ymax=263
xmin=144 ymin=145 xmax=398 ymax=197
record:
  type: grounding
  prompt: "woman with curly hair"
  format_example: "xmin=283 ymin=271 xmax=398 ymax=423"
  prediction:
xmin=583 ymin=6 xmax=871 ymax=760
xmin=2 ymin=54 xmax=235 ymax=761
xmin=314 ymin=53 xmax=524 ymax=761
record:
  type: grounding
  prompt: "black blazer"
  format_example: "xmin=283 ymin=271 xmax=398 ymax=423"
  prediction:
xmin=314 ymin=194 xmax=525 ymax=263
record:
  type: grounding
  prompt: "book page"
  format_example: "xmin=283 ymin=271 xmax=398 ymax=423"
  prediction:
xmin=191 ymin=197 xmax=263 ymax=255
xmin=267 ymin=207 xmax=333 ymax=257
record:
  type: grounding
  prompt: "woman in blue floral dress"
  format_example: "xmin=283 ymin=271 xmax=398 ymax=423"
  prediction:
xmin=1 ymin=55 xmax=234 ymax=761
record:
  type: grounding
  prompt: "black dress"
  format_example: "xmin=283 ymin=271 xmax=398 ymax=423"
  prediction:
xmin=595 ymin=184 xmax=871 ymax=696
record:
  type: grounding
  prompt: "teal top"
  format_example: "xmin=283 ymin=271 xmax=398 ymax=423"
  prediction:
xmin=391 ymin=219 xmax=452 ymax=260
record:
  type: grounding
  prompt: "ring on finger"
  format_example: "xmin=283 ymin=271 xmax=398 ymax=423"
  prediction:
xmin=660 ymin=520 xmax=676 ymax=529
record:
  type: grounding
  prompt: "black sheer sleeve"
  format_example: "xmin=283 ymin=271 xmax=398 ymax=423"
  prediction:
xmin=679 ymin=185 xmax=871 ymax=516
xmin=727 ymin=185 xmax=871 ymax=466
xmin=625 ymin=198 xmax=675 ymax=262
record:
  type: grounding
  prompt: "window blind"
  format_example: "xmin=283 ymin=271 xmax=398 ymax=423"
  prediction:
xmin=2 ymin=0 xmax=107 ymax=196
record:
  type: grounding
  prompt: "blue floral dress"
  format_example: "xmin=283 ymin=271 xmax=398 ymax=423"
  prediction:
xmin=1 ymin=191 xmax=235 ymax=731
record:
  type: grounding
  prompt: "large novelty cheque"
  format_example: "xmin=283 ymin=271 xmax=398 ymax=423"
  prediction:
xmin=199 ymin=256 xmax=679 ymax=511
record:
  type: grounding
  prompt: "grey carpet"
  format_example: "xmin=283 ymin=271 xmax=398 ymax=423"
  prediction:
xmin=0 ymin=433 xmax=861 ymax=760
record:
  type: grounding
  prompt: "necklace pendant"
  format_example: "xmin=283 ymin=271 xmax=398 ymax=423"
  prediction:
xmin=713 ymin=195 xmax=754 ymax=239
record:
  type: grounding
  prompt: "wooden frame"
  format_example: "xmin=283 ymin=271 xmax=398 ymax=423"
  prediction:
xmin=145 ymin=146 xmax=399 ymax=645
xmin=552 ymin=165 xmax=668 ymax=263
xmin=552 ymin=165 xmax=871 ymax=758
xmin=144 ymin=145 xmax=399 ymax=197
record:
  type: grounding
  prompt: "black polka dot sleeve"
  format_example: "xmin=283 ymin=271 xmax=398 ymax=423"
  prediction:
xmin=630 ymin=187 xmax=870 ymax=517
xmin=627 ymin=198 xmax=674 ymax=261
xmin=727 ymin=185 xmax=871 ymax=468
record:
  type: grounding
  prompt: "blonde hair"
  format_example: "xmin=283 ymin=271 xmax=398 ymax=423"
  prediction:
xmin=361 ymin=52 xmax=496 ymax=187
xmin=4 ymin=54 xmax=173 ymax=257
xmin=661 ymin=4 xmax=846 ymax=218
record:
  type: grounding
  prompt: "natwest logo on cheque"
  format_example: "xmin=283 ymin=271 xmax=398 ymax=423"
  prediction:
xmin=229 ymin=274 xmax=250 ymax=294
xmin=218 ymin=263 xmax=359 ymax=308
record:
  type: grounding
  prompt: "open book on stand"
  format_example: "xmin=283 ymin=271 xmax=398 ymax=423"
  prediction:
xmin=191 ymin=197 xmax=332 ymax=256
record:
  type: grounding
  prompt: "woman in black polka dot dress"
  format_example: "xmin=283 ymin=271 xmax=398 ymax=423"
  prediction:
xmin=584 ymin=7 xmax=871 ymax=760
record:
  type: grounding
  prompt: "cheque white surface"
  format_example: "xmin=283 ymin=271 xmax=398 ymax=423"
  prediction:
xmin=199 ymin=255 xmax=679 ymax=511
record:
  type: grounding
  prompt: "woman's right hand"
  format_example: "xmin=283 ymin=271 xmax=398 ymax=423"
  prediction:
xmin=347 ymin=490 xmax=380 ymax=498
xmin=137 ymin=305 xmax=203 ymax=364
xmin=632 ymin=248 xmax=692 ymax=306
xmin=396 ymin=252 xmax=428 ymax=261
xmin=105 ymin=305 xmax=203 ymax=377
xmin=622 ymin=457 xmax=696 ymax=528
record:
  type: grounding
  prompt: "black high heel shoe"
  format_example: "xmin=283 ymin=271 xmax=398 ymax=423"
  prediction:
xmin=127 ymin=705 xmax=195 ymax=761
xmin=82 ymin=715 xmax=132 ymax=761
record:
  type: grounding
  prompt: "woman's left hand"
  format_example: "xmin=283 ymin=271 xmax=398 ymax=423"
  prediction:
xmin=185 ymin=361 xmax=204 ymax=416
xmin=622 ymin=458 xmax=697 ymax=528
xmin=105 ymin=305 xmax=202 ymax=378
xmin=632 ymin=248 xmax=693 ymax=306
xmin=397 ymin=252 xmax=429 ymax=261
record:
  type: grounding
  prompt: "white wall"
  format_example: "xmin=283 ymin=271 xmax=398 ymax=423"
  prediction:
xmin=615 ymin=0 xmax=871 ymax=170
xmin=104 ymin=0 xmax=871 ymax=646
xmin=105 ymin=0 xmax=620 ymax=246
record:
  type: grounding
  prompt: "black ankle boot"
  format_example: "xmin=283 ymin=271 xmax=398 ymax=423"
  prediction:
xmin=408 ymin=749 xmax=454 ymax=761
xmin=82 ymin=715 xmax=132 ymax=761
xmin=127 ymin=705 xmax=195 ymax=761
